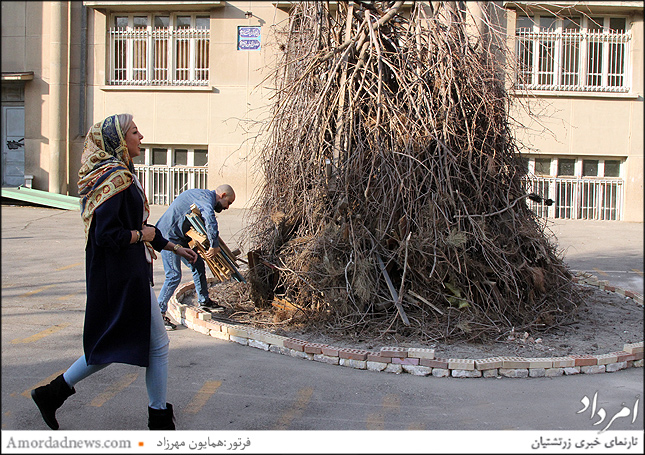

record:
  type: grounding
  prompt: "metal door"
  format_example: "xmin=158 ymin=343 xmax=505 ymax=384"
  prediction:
xmin=2 ymin=106 xmax=26 ymax=187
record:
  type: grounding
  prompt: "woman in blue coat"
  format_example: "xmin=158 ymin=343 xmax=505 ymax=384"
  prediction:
xmin=31 ymin=114 xmax=197 ymax=430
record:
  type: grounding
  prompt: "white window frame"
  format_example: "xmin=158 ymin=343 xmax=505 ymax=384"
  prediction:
xmin=515 ymin=14 xmax=631 ymax=93
xmin=524 ymin=156 xmax=623 ymax=179
xmin=108 ymin=13 xmax=210 ymax=86
xmin=133 ymin=146 xmax=209 ymax=167
xmin=133 ymin=145 xmax=209 ymax=205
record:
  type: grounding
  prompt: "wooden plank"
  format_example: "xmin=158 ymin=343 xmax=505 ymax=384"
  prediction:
xmin=216 ymin=237 xmax=247 ymax=282
xmin=189 ymin=238 xmax=228 ymax=282
xmin=186 ymin=227 xmax=207 ymax=244
xmin=218 ymin=237 xmax=235 ymax=258
xmin=375 ymin=252 xmax=410 ymax=326
xmin=185 ymin=213 xmax=246 ymax=283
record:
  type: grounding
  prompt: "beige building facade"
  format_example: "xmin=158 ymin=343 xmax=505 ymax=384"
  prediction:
xmin=505 ymin=1 xmax=643 ymax=222
xmin=1 ymin=1 xmax=643 ymax=221
xmin=2 ymin=1 xmax=285 ymax=206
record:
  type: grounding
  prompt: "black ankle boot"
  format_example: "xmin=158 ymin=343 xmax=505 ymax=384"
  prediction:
xmin=31 ymin=374 xmax=76 ymax=430
xmin=148 ymin=403 xmax=176 ymax=430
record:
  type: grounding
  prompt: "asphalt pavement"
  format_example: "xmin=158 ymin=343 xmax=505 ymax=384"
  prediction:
xmin=1 ymin=203 xmax=643 ymax=453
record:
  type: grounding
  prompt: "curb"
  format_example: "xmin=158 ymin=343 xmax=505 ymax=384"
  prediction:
xmin=167 ymin=274 xmax=644 ymax=379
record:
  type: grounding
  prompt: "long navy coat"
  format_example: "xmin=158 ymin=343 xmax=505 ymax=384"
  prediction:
xmin=83 ymin=183 xmax=168 ymax=367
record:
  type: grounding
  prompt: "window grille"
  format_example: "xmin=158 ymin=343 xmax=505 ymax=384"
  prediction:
xmin=132 ymin=146 xmax=209 ymax=204
xmin=516 ymin=15 xmax=630 ymax=93
xmin=524 ymin=176 xmax=623 ymax=220
xmin=134 ymin=165 xmax=209 ymax=205
xmin=109 ymin=14 xmax=210 ymax=86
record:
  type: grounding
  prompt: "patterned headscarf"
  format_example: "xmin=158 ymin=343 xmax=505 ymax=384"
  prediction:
xmin=78 ymin=114 xmax=152 ymax=252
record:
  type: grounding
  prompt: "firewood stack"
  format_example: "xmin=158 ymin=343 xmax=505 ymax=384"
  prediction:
xmin=246 ymin=1 xmax=581 ymax=343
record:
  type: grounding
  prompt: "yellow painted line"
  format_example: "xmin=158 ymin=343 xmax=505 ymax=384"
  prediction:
xmin=11 ymin=323 xmax=70 ymax=344
xmin=366 ymin=412 xmax=384 ymax=430
xmin=22 ymin=370 xmax=67 ymax=397
xmin=2 ymin=411 xmax=11 ymax=429
xmin=20 ymin=284 xmax=56 ymax=297
xmin=632 ymin=269 xmax=643 ymax=277
xmin=593 ymin=267 xmax=608 ymax=277
xmin=382 ymin=394 xmax=399 ymax=409
xmin=407 ymin=422 xmax=426 ymax=430
xmin=56 ymin=262 xmax=83 ymax=271
xmin=366 ymin=394 xmax=400 ymax=430
xmin=184 ymin=380 xmax=222 ymax=414
xmin=90 ymin=373 xmax=139 ymax=407
xmin=57 ymin=293 xmax=79 ymax=301
xmin=274 ymin=387 xmax=314 ymax=430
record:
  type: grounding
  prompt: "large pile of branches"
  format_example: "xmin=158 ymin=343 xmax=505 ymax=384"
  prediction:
xmin=246 ymin=1 xmax=581 ymax=343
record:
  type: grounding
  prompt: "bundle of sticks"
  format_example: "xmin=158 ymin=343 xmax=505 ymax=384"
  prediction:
xmin=246 ymin=1 xmax=580 ymax=342
xmin=185 ymin=204 xmax=245 ymax=283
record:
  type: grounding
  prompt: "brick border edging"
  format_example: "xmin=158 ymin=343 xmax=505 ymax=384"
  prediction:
xmin=166 ymin=274 xmax=643 ymax=379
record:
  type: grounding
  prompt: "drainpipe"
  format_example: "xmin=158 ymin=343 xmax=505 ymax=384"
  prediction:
xmin=49 ymin=1 xmax=69 ymax=195
xmin=79 ymin=3 xmax=87 ymax=137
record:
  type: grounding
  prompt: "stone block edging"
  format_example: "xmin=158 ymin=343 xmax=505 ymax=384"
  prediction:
xmin=167 ymin=275 xmax=643 ymax=379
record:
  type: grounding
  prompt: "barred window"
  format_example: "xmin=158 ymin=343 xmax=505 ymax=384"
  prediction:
xmin=516 ymin=14 xmax=630 ymax=93
xmin=523 ymin=157 xmax=624 ymax=220
xmin=109 ymin=13 xmax=210 ymax=86
xmin=132 ymin=146 xmax=209 ymax=204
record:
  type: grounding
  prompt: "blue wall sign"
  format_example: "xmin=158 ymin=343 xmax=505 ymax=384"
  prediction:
xmin=238 ymin=26 xmax=261 ymax=51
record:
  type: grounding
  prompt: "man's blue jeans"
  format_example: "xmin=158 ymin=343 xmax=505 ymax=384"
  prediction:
xmin=157 ymin=248 xmax=209 ymax=313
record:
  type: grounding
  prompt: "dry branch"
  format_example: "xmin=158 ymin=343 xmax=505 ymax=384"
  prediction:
xmin=246 ymin=1 xmax=581 ymax=343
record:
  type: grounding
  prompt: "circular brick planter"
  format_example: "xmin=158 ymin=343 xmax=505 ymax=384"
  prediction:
xmin=167 ymin=274 xmax=643 ymax=379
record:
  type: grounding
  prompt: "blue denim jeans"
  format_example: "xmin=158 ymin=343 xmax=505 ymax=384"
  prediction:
xmin=63 ymin=285 xmax=170 ymax=409
xmin=156 ymin=248 xmax=209 ymax=313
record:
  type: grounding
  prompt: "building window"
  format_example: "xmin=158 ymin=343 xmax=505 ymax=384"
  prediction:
xmin=134 ymin=146 xmax=208 ymax=167
xmin=194 ymin=149 xmax=208 ymax=167
xmin=534 ymin=158 xmax=551 ymax=175
xmin=604 ymin=160 xmax=621 ymax=177
xmin=132 ymin=146 xmax=209 ymax=204
xmin=557 ymin=158 xmax=575 ymax=176
xmin=175 ymin=149 xmax=188 ymax=166
xmin=516 ymin=14 xmax=630 ymax=93
xmin=582 ymin=160 xmax=598 ymax=177
xmin=523 ymin=157 xmax=625 ymax=220
xmin=527 ymin=157 xmax=622 ymax=179
xmin=109 ymin=13 xmax=210 ymax=86
xmin=1 ymin=85 xmax=25 ymax=102
xmin=151 ymin=147 xmax=166 ymax=165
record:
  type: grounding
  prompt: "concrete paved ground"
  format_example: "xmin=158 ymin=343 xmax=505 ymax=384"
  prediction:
xmin=546 ymin=218 xmax=643 ymax=295
xmin=1 ymin=203 xmax=642 ymax=452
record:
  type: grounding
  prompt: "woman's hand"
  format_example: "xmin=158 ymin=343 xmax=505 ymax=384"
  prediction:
xmin=141 ymin=225 xmax=156 ymax=242
xmin=131 ymin=226 xmax=155 ymax=244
